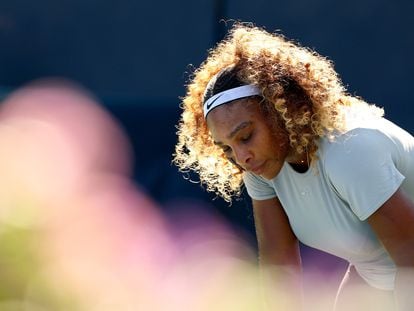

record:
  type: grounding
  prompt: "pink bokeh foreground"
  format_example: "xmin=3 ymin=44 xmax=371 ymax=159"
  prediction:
xmin=0 ymin=80 xmax=263 ymax=310
xmin=0 ymin=79 xmax=365 ymax=311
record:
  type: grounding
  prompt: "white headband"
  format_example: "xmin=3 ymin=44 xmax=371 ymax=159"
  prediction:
xmin=203 ymin=85 xmax=261 ymax=118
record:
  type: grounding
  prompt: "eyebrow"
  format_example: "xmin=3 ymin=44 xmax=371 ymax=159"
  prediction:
xmin=214 ymin=121 xmax=252 ymax=146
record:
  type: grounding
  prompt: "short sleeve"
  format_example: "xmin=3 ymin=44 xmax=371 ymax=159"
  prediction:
xmin=242 ymin=171 xmax=277 ymax=200
xmin=325 ymin=128 xmax=405 ymax=221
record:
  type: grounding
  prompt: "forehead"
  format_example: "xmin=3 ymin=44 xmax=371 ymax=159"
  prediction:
xmin=206 ymin=98 xmax=263 ymax=138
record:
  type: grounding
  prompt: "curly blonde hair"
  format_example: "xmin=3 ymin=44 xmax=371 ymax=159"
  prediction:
xmin=173 ymin=22 xmax=383 ymax=202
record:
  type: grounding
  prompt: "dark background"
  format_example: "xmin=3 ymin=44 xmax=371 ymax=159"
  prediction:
xmin=0 ymin=0 xmax=413 ymax=281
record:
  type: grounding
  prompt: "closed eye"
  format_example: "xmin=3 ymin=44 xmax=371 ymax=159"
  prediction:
xmin=240 ymin=133 xmax=252 ymax=143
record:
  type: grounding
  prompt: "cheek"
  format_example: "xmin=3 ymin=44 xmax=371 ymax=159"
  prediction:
xmin=261 ymin=117 xmax=290 ymax=155
xmin=269 ymin=132 xmax=290 ymax=158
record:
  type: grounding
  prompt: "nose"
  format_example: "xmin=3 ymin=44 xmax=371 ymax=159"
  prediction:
xmin=233 ymin=146 xmax=252 ymax=167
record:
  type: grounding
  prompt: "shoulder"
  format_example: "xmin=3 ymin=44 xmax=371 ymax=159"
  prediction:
xmin=320 ymin=125 xmax=399 ymax=189
xmin=243 ymin=171 xmax=277 ymax=200
xmin=243 ymin=171 xmax=271 ymax=185
xmin=321 ymin=125 xmax=406 ymax=220
xmin=324 ymin=126 xmax=390 ymax=169
xmin=324 ymin=117 xmax=413 ymax=159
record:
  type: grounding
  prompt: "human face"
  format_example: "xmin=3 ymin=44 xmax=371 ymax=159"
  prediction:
xmin=206 ymin=98 xmax=290 ymax=180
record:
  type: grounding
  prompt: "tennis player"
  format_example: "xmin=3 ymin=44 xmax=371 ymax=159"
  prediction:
xmin=173 ymin=23 xmax=414 ymax=310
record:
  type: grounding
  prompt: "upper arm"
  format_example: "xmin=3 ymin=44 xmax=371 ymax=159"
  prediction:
xmin=367 ymin=188 xmax=414 ymax=267
xmin=252 ymin=197 xmax=301 ymax=267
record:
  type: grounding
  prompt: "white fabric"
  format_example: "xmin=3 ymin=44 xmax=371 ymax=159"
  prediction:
xmin=203 ymin=85 xmax=261 ymax=117
xmin=243 ymin=117 xmax=414 ymax=290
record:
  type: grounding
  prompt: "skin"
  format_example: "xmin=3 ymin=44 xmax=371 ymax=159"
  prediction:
xmin=206 ymin=97 xmax=307 ymax=179
xmin=367 ymin=189 xmax=414 ymax=310
xmin=206 ymin=97 xmax=305 ymax=309
xmin=335 ymin=189 xmax=414 ymax=310
xmin=206 ymin=96 xmax=414 ymax=310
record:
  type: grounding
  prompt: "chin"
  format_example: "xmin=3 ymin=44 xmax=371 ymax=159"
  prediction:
xmin=261 ymin=166 xmax=282 ymax=180
xmin=261 ymin=173 xmax=276 ymax=180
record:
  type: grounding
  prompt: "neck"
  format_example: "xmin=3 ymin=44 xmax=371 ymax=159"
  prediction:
xmin=286 ymin=151 xmax=308 ymax=165
xmin=286 ymin=150 xmax=310 ymax=172
xmin=289 ymin=161 xmax=309 ymax=173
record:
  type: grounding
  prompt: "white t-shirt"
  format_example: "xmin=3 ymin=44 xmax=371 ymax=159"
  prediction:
xmin=243 ymin=117 xmax=414 ymax=290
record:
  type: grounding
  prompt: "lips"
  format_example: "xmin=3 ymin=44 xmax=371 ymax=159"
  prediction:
xmin=248 ymin=161 xmax=266 ymax=175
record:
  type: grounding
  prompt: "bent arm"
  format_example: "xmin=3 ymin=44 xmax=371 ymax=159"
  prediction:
xmin=252 ymin=197 xmax=302 ymax=310
xmin=367 ymin=188 xmax=414 ymax=311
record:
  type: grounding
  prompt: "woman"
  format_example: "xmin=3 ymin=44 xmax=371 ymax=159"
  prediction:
xmin=173 ymin=23 xmax=414 ymax=310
